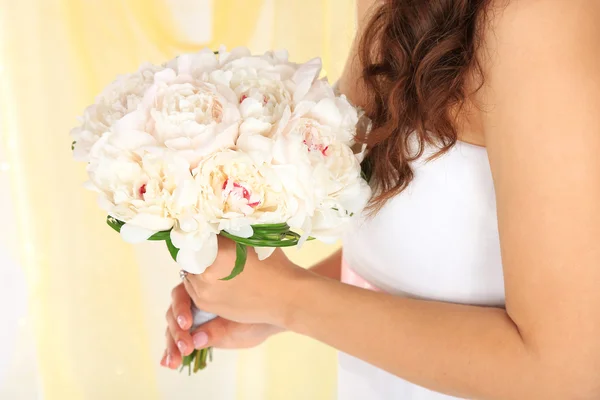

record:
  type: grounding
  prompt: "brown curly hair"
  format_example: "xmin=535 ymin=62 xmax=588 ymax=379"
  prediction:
xmin=358 ymin=0 xmax=492 ymax=210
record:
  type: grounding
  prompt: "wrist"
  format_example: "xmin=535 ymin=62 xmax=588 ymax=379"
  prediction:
xmin=276 ymin=267 xmax=324 ymax=332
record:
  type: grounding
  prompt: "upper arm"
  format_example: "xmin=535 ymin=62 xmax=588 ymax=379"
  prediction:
xmin=481 ymin=0 xmax=600 ymax=390
xmin=356 ymin=0 xmax=380 ymax=28
xmin=338 ymin=0 xmax=383 ymax=108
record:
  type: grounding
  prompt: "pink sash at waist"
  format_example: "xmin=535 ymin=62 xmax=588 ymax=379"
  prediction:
xmin=341 ymin=258 xmax=382 ymax=292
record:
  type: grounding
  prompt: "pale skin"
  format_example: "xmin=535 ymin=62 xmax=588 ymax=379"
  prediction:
xmin=161 ymin=1 xmax=600 ymax=398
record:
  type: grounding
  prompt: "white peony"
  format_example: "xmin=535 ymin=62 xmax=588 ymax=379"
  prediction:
xmin=73 ymin=45 xmax=373 ymax=277
xmin=290 ymin=96 xmax=359 ymax=147
xmin=208 ymin=48 xmax=323 ymax=137
xmin=141 ymin=67 xmax=241 ymax=167
xmin=194 ymin=149 xmax=299 ymax=233
xmin=163 ymin=48 xmax=220 ymax=81
xmin=71 ymin=62 xmax=163 ymax=162
xmin=310 ymin=143 xmax=371 ymax=241
xmin=86 ymin=115 xmax=219 ymax=274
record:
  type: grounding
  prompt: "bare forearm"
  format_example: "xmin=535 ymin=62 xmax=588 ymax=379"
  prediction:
xmin=307 ymin=249 xmax=341 ymax=281
xmin=283 ymin=273 xmax=565 ymax=400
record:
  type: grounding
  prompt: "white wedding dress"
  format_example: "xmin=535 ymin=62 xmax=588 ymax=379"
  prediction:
xmin=339 ymin=141 xmax=504 ymax=400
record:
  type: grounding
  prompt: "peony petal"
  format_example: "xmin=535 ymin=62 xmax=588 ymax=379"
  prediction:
xmin=239 ymin=118 xmax=273 ymax=136
xmin=83 ymin=180 xmax=100 ymax=192
xmin=96 ymin=194 xmax=114 ymax=212
xmin=209 ymin=70 xmax=233 ymax=87
xmin=297 ymin=217 xmax=312 ymax=248
xmin=153 ymin=68 xmax=177 ymax=83
xmin=176 ymin=54 xmax=193 ymax=76
xmin=176 ymin=233 xmax=218 ymax=274
xmin=224 ymin=224 xmax=253 ymax=239
xmin=127 ymin=214 xmax=174 ymax=231
xmin=237 ymin=133 xmax=274 ymax=164
xmin=219 ymin=46 xmax=251 ymax=65
xmin=309 ymin=98 xmax=342 ymax=127
xmin=170 ymin=228 xmax=202 ymax=251
xmin=254 ymin=247 xmax=276 ymax=260
xmin=272 ymin=106 xmax=292 ymax=137
xmin=291 ymin=101 xmax=316 ymax=118
xmin=293 ymin=58 xmax=322 ymax=103
xmin=120 ymin=223 xmax=158 ymax=244
xmin=272 ymin=49 xmax=289 ymax=63
xmin=239 ymin=97 xmax=263 ymax=117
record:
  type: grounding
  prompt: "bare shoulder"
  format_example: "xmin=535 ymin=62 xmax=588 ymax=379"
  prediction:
xmin=481 ymin=0 xmax=600 ymax=68
xmin=476 ymin=0 xmax=600 ymax=134
xmin=356 ymin=0 xmax=383 ymax=27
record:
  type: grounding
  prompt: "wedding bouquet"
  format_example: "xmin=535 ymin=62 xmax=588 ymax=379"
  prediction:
xmin=71 ymin=46 xmax=371 ymax=373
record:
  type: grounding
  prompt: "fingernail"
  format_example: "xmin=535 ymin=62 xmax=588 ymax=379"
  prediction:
xmin=177 ymin=340 xmax=187 ymax=354
xmin=193 ymin=331 xmax=209 ymax=349
xmin=166 ymin=352 xmax=172 ymax=368
xmin=160 ymin=353 xmax=166 ymax=367
xmin=177 ymin=315 xmax=186 ymax=329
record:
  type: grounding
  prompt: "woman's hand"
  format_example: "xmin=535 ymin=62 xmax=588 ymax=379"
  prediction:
xmin=160 ymin=283 xmax=284 ymax=369
xmin=182 ymin=236 xmax=307 ymax=327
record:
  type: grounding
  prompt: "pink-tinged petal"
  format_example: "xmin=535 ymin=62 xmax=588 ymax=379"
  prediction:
xmin=176 ymin=234 xmax=218 ymax=274
xmin=254 ymin=247 xmax=276 ymax=260
xmin=127 ymin=214 xmax=174 ymax=231
xmin=120 ymin=223 xmax=157 ymax=244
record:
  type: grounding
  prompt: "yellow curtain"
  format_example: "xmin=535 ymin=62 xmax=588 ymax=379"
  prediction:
xmin=0 ymin=0 xmax=356 ymax=399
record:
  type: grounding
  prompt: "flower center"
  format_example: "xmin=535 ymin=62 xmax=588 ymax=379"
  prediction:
xmin=239 ymin=93 xmax=269 ymax=106
xmin=138 ymin=184 xmax=147 ymax=199
xmin=222 ymin=179 xmax=260 ymax=207
xmin=302 ymin=124 xmax=330 ymax=156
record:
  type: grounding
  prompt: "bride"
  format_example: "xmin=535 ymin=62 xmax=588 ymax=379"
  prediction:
xmin=160 ymin=0 xmax=600 ymax=398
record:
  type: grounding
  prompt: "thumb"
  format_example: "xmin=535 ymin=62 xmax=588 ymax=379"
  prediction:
xmin=191 ymin=317 xmax=233 ymax=349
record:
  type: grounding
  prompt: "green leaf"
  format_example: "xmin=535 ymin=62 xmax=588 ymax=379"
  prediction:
xmin=251 ymin=223 xmax=290 ymax=232
xmin=106 ymin=216 xmax=124 ymax=233
xmin=220 ymin=243 xmax=247 ymax=281
xmin=106 ymin=216 xmax=172 ymax=241
xmin=148 ymin=231 xmax=171 ymax=241
xmin=71 ymin=141 xmax=76 ymax=151
xmin=219 ymin=230 xmax=300 ymax=247
xmin=165 ymin=236 xmax=179 ymax=262
xmin=181 ymin=352 xmax=194 ymax=367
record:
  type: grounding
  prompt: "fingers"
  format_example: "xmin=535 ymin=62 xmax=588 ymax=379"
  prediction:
xmin=163 ymin=328 xmax=182 ymax=369
xmin=171 ymin=283 xmax=192 ymax=330
xmin=191 ymin=317 xmax=231 ymax=349
xmin=166 ymin=307 xmax=194 ymax=357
